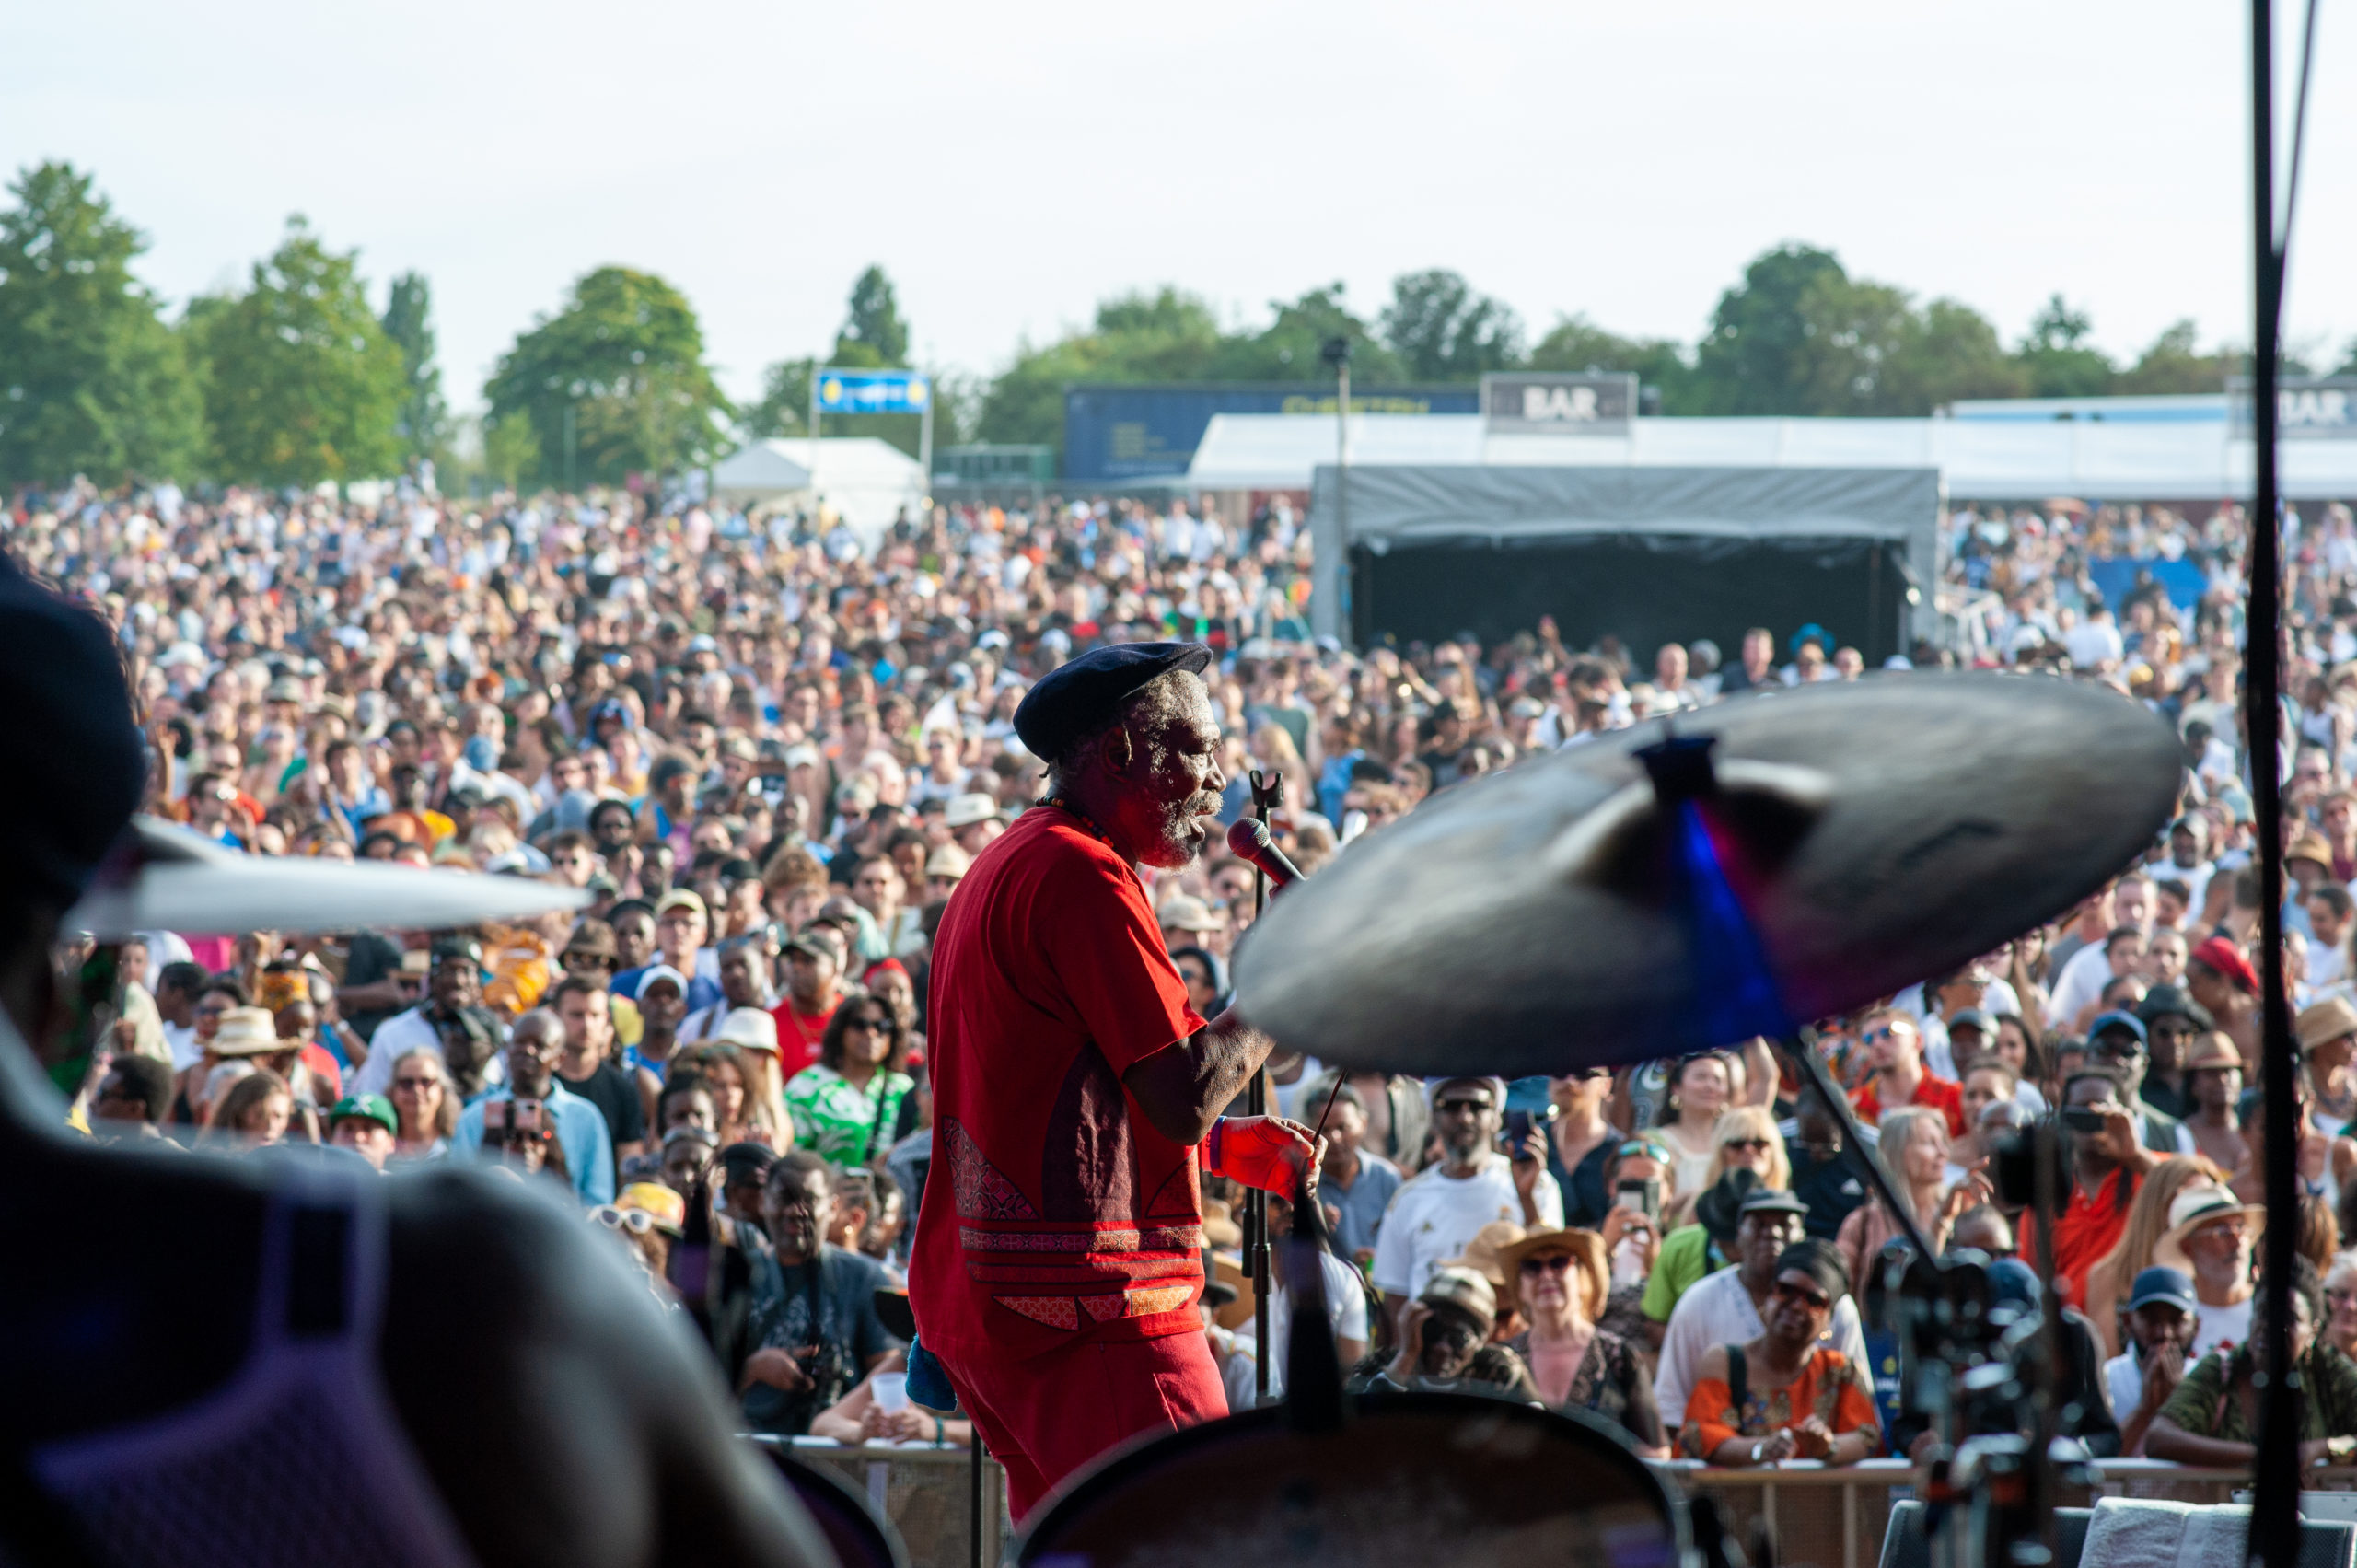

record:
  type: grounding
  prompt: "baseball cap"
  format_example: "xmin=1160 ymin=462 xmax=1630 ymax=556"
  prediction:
xmin=1156 ymin=894 xmax=1223 ymax=933
xmin=635 ymin=963 xmax=689 ymax=999
xmin=2126 ymin=1265 xmax=2199 ymax=1315
xmin=718 ymin=1142 xmax=780 ymax=1183
xmin=2086 ymin=1011 xmax=2148 ymax=1048
xmin=2191 ymin=936 xmax=2259 ymax=995
xmin=784 ymin=927 xmax=847 ymax=965
xmin=326 ymin=1093 xmax=398 ymax=1135
xmin=1947 ymin=1007 xmax=1996 ymax=1038
xmin=1419 ymin=1264 xmax=1498 ymax=1336
xmin=653 ymin=889 xmax=709 ymax=923
xmin=616 ymin=1181 xmax=688 ymax=1237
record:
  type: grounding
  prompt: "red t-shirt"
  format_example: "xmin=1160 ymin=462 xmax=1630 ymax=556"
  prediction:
xmin=1852 ymin=1072 xmax=1968 ymax=1139
xmin=2046 ymin=1166 xmax=2139 ymax=1307
xmin=770 ymin=998 xmax=837 ymax=1075
xmin=910 ymin=808 xmax=1208 ymax=1365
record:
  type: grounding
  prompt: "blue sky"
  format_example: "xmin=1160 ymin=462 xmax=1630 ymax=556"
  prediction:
xmin=6 ymin=0 xmax=2349 ymax=407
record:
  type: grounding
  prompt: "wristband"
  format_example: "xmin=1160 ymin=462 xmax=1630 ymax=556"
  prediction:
xmin=1202 ymin=1117 xmax=1227 ymax=1178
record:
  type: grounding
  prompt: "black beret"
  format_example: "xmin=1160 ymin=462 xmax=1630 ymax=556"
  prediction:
xmin=1013 ymin=641 xmax=1213 ymax=761
xmin=0 ymin=553 xmax=144 ymax=910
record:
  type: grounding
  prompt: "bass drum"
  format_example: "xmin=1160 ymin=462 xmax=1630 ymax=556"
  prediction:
xmin=761 ymin=1445 xmax=910 ymax=1568
xmin=1017 ymin=1391 xmax=1686 ymax=1568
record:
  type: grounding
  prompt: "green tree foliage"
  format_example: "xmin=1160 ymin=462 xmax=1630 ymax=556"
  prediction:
xmin=2014 ymin=295 xmax=2115 ymax=399
xmin=1528 ymin=315 xmax=1691 ymax=408
xmin=380 ymin=271 xmax=447 ymax=463
xmin=833 ymin=265 xmax=910 ymax=367
xmin=1210 ymin=283 xmax=1403 ymax=384
xmin=2115 ymin=319 xmax=2237 ymax=396
xmin=1688 ymin=244 xmax=1849 ymax=414
xmin=191 ymin=216 xmax=406 ymax=486
xmin=1379 ymin=269 xmax=1524 ymax=380
xmin=0 ymin=161 xmax=204 ymax=488
xmin=741 ymin=356 xmax=815 ymax=440
xmin=974 ymin=287 xmax=1225 ymax=449
xmin=483 ymin=266 xmax=732 ymax=488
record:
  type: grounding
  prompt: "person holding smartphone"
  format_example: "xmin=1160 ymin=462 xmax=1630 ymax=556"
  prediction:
xmin=2044 ymin=1068 xmax=2165 ymax=1307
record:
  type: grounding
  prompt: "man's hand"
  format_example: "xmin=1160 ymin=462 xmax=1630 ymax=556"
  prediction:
xmin=1511 ymin=1130 xmax=1545 ymax=1199
xmin=1599 ymin=1206 xmax=1657 ymax=1272
xmin=2138 ymin=1343 xmax=2185 ymax=1411
xmin=739 ymin=1347 xmax=814 ymax=1395
xmin=1206 ymin=1116 xmax=1323 ymax=1200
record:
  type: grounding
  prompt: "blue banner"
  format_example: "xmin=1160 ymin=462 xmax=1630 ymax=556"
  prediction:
xmin=1062 ymin=382 xmax=1480 ymax=482
xmin=817 ymin=370 xmax=930 ymax=414
xmin=2087 ymin=555 xmax=2208 ymax=612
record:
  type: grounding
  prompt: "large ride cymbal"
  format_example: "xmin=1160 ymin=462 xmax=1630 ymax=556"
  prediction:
xmin=1232 ymin=674 xmax=2182 ymax=1076
xmin=66 ymin=818 xmax=591 ymax=938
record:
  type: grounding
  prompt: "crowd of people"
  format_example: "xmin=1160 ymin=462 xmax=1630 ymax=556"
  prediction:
xmin=23 ymin=467 xmax=2357 ymax=1477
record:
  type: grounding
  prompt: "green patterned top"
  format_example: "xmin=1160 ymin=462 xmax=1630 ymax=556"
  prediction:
xmin=784 ymin=1063 xmax=913 ymax=1168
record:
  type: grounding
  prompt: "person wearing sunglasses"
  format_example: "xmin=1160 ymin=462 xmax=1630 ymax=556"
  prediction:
xmin=1499 ymin=1228 xmax=1665 ymax=1456
xmin=1849 ymin=1009 xmax=1967 ymax=1139
xmin=786 ymin=998 xmax=915 ymax=1169
xmin=1679 ymin=1238 xmax=1880 ymax=1466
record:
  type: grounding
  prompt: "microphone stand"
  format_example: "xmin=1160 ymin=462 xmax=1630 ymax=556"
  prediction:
xmin=1247 ymin=767 xmax=1283 ymax=1404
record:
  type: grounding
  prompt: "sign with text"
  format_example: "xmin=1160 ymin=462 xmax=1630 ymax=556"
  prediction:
xmin=817 ymin=369 xmax=931 ymax=414
xmin=1481 ymin=372 xmax=1638 ymax=436
xmin=2228 ymin=376 xmax=2357 ymax=438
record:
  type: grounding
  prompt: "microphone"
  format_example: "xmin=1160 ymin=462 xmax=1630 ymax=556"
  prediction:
xmin=1225 ymin=818 xmax=1303 ymax=891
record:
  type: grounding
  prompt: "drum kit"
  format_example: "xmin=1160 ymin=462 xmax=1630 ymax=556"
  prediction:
xmin=29 ymin=675 xmax=2216 ymax=1568
xmin=1017 ymin=674 xmax=2188 ymax=1568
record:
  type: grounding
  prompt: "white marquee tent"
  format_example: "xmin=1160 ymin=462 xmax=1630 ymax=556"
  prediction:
xmin=1187 ymin=412 xmax=2357 ymax=502
xmin=710 ymin=437 xmax=925 ymax=553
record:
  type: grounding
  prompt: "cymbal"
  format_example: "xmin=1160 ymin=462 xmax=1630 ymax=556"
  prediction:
xmin=1231 ymin=674 xmax=2181 ymax=1075
xmin=66 ymin=818 xmax=591 ymax=938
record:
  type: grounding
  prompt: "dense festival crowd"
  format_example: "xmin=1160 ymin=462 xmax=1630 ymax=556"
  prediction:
xmin=20 ymin=470 xmax=2357 ymax=1473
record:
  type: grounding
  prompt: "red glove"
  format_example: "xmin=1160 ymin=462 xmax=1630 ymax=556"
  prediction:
xmin=1202 ymin=1116 xmax=1322 ymax=1200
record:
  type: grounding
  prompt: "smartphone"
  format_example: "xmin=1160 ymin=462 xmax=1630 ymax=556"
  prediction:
xmin=1501 ymin=1106 xmax=1555 ymax=1152
xmin=1614 ymin=1179 xmax=1663 ymax=1223
xmin=483 ymin=1098 xmax=548 ymax=1139
xmin=400 ymin=949 xmax=431 ymax=977
xmin=2061 ymin=1107 xmax=2108 ymax=1134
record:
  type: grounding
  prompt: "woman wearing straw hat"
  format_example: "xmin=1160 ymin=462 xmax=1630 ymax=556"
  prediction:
xmin=1499 ymin=1227 xmax=1665 ymax=1455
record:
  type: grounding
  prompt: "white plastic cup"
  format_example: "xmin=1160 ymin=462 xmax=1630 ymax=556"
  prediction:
xmin=871 ymin=1372 xmax=910 ymax=1413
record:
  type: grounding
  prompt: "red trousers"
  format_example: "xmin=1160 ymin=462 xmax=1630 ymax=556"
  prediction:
xmin=945 ymin=1330 xmax=1228 ymax=1522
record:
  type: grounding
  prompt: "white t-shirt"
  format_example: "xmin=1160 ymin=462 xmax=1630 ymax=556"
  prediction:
xmin=1653 ymin=1263 xmax=1871 ymax=1428
xmin=1247 ymin=1249 xmax=1372 ymax=1397
xmin=2049 ymin=941 xmax=2130 ymax=1027
xmin=1368 ymin=1156 xmax=1564 ymax=1300
xmin=2190 ymin=1294 xmax=2252 ymax=1361
xmin=2102 ymin=1350 xmax=2152 ymax=1452
xmin=162 ymin=1019 xmax=201 ymax=1072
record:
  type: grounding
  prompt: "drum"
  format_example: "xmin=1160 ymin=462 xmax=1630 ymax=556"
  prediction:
xmin=762 ymin=1445 xmax=909 ymax=1568
xmin=1017 ymin=1390 xmax=1686 ymax=1568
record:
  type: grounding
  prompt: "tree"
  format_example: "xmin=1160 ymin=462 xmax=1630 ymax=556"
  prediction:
xmin=380 ymin=271 xmax=447 ymax=464
xmin=1209 ymin=283 xmax=1404 ymax=384
xmin=1379 ymin=269 xmax=1524 ymax=380
xmin=740 ymin=356 xmax=815 ymax=440
xmin=191 ymin=216 xmax=406 ymax=486
xmin=483 ymin=266 xmax=732 ymax=489
xmin=1884 ymin=298 xmax=2028 ymax=411
xmin=974 ymin=287 xmax=1225 ymax=452
xmin=0 ymin=161 xmax=204 ymax=488
xmin=832 ymin=265 xmax=910 ymax=367
xmin=1688 ymin=244 xmax=1850 ymax=414
xmin=2115 ymin=319 xmax=2236 ymax=396
xmin=1527 ymin=315 xmax=1691 ymax=409
xmin=2013 ymin=295 xmax=2114 ymax=399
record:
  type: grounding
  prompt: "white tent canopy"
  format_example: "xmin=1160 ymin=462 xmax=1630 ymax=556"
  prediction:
xmin=710 ymin=437 xmax=925 ymax=553
xmin=1190 ymin=412 xmax=2357 ymax=502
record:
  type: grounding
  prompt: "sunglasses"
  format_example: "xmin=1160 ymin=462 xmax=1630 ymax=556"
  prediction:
xmin=1519 ymin=1254 xmax=1575 ymax=1275
xmin=391 ymin=1074 xmax=440 ymax=1091
xmin=1771 ymin=1280 xmax=1831 ymax=1311
xmin=1435 ymin=1098 xmax=1494 ymax=1115
xmin=590 ymin=1206 xmax=660 ymax=1237
xmin=1722 ymin=1137 xmax=1773 ymax=1153
xmin=843 ymin=1016 xmax=890 ymax=1031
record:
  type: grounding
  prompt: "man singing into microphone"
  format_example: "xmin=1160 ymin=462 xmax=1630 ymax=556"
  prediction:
xmin=911 ymin=641 xmax=1316 ymax=1522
